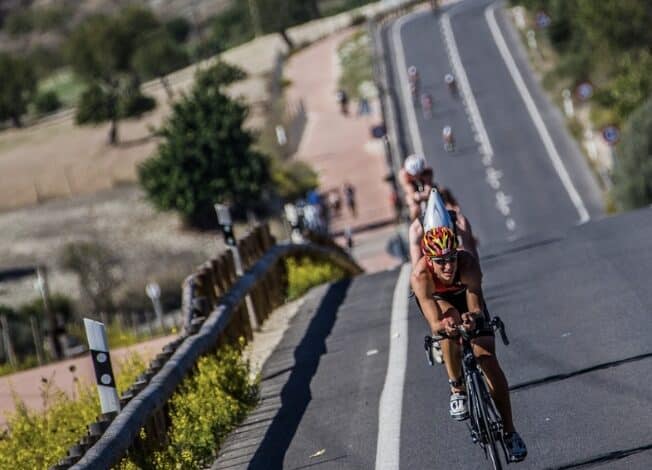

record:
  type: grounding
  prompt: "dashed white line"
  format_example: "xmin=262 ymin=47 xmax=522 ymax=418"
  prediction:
xmin=441 ymin=11 xmax=517 ymax=233
xmin=485 ymin=4 xmax=590 ymax=224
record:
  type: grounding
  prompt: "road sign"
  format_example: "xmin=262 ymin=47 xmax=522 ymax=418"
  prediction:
xmin=602 ymin=125 xmax=620 ymax=146
xmin=146 ymin=282 xmax=161 ymax=300
xmin=576 ymin=82 xmax=593 ymax=101
xmin=535 ymin=11 xmax=551 ymax=28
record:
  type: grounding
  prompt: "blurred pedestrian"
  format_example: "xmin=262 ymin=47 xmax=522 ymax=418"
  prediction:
xmin=344 ymin=182 xmax=356 ymax=217
xmin=328 ymin=189 xmax=342 ymax=216
xmin=336 ymin=89 xmax=349 ymax=115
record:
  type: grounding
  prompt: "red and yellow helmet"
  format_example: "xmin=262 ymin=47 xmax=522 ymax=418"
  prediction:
xmin=421 ymin=226 xmax=458 ymax=257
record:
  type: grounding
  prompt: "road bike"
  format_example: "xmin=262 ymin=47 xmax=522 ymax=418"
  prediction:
xmin=427 ymin=317 xmax=511 ymax=469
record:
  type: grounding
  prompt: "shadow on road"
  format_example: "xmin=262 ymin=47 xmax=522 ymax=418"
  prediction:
xmin=247 ymin=279 xmax=352 ymax=469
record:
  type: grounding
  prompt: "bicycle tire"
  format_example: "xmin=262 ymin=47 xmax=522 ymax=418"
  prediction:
xmin=471 ymin=373 xmax=503 ymax=470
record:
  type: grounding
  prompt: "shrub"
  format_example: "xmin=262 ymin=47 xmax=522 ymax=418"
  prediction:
xmin=286 ymin=256 xmax=346 ymax=300
xmin=613 ymin=97 xmax=652 ymax=209
xmin=121 ymin=344 xmax=258 ymax=469
xmin=119 ymin=88 xmax=156 ymax=118
xmin=34 ymin=90 xmax=62 ymax=114
xmin=75 ymin=83 xmax=111 ymax=124
xmin=0 ymin=353 xmax=146 ymax=469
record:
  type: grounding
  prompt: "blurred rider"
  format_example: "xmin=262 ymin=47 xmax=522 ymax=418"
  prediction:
xmin=411 ymin=221 xmax=527 ymax=463
xmin=408 ymin=65 xmax=420 ymax=102
xmin=421 ymin=93 xmax=433 ymax=119
xmin=444 ymin=73 xmax=457 ymax=96
xmin=443 ymin=125 xmax=455 ymax=152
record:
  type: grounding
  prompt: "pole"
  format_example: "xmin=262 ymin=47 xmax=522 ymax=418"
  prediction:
xmin=215 ymin=204 xmax=260 ymax=331
xmin=0 ymin=314 xmax=17 ymax=369
xmin=37 ymin=266 xmax=63 ymax=360
xmin=30 ymin=316 xmax=44 ymax=365
xmin=84 ymin=318 xmax=120 ymax=414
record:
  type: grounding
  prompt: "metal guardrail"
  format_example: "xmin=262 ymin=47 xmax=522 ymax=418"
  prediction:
xmin=48 ymin=224 xmax=362 ymax=469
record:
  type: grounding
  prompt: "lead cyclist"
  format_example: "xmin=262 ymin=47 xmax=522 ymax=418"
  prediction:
xmin=411 ymin=225 xmax=527 ymax=463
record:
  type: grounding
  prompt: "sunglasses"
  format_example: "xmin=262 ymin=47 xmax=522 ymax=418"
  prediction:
xmin=430 ymin=253 xmax=458 ymax=266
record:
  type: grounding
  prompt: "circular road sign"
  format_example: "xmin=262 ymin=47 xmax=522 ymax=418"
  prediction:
xmin=602 ymin=125 xmax=620 ymax=146
xmin=576 ymin=82 xmax=593 ymax=101
xmin=535 ymin=11 xmax=551 ymax=28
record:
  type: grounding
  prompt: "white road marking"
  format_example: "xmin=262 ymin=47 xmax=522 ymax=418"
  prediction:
xmin=391 ymin=13 xmax=427 ymax=159
xmin=485 ymin=4 xmax=590 ymax=224
xmin=441 ymin=11 xmax=517 ymax=233
xmin=375 ymin=263 xmax=411 ymax=470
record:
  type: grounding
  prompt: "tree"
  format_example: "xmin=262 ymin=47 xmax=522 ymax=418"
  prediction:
xmin=132 ymin=30 xmax=190 ymax=100
xmin=613 ymin=97 xmax=652 ymax=209
xmin=139 ymin=70 xmax=270 ymax=228
xmin=0 ymin=53 xmax=37 ymax=128
xmin=195 ymin=62 xmax=248 ymax=91
xmin=66 ymin=7 xmax=160 ymax=144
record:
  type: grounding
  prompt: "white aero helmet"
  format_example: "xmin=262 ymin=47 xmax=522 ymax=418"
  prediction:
xmin=404 ymin=153 xmax=427 ymax=176
xmin=408 ymin=65 xmax=417 ymax=76
xmin=423 ymin=188 xmax=454 ymax=232
xmin=442 ymin=125 xmax=452 ymax=136
xmin=444 ymin=73 xmax=454 ymax=84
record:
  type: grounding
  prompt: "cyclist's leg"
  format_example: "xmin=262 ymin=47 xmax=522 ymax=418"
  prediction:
xmin=471 ymin=336 xmax=515 ymax=433
xmin=435 ymin=300 xmax=463 ymax=384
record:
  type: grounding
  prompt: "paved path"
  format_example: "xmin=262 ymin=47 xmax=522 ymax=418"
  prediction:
xmin=0 ymin=334 xmax=175 ymax=427
xmin=285 ymin=30 xmax=402 ymax=273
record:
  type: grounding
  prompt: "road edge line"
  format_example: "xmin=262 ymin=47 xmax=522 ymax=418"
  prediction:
xmin=391 ymin=12 xmax=426 ymax=159
xmin=485 ymin=4 xmax=590 ymax=224
xmin=375 ymin=262 xmax=411 ymax=470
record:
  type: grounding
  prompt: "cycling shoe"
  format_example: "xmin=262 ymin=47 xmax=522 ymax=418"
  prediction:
xmin=504 ymin=431 xmax=527 ymax=462
xmin=449 ymin=391 xmax=468 ymax=421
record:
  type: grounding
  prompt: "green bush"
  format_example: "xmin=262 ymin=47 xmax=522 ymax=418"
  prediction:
xmin=75 ymin=84 xmax=111 ymax=124
xmin=0 ymin=354 xmax=146 ymax=469
xmin=119 ymin=89 xmax=156 ymax=118
xmin=337 ymin=30 xmax=374 ymax=99
xmin=286 ymin=256 xmax=346 ymax=300
xmin=120 ymin=344 xmax=258 ymax=469
xmin=34 ymin=90 xmax=62 ymax=114
xmin=613 ymin=97 xmax=652 ymax=209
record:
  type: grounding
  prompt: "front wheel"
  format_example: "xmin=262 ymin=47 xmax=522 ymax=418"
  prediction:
xmin=471 ymin=373 xmax=504 ymax=470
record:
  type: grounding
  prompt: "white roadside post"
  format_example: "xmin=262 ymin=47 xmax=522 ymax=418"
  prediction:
xmin=215 ymin=204 xmax=259 ymax=331
xmin=526 ymin=30 xmax=538 ymax=54
xmin=562 ymin=89 xmax=574 ymax=117
xmin=146 ymin=282 xmax=165 ymax=333
xmin=84 ymin=318 xmax=120 ymax=414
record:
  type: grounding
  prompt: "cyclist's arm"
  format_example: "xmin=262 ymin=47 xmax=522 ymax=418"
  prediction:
xmin=460 ymin=252 xmax=486 ymax=317
xmin=410 ymin=257 xmax=444 ymax=333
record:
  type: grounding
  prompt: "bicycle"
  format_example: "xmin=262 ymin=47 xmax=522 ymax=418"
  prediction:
xmin=426 ymin=317 xmax=511 ymax=469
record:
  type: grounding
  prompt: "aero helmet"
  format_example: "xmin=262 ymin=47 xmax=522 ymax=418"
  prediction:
xmin=404 ymin=153 xmax=427 ymax=176
xmin=408 ymin=65 xmax=417 ymax=76
xmin=421 ymin=226 xmax=458 ymax=257
xmin=444 ymin=73 xmax=454 ymax=84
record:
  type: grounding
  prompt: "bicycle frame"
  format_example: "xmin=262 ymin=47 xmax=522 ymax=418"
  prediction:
xmin=432 ymin=317 xmax=510 ymax=469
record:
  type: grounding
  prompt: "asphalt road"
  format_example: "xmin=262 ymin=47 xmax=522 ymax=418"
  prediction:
xmin=212 ymin=1 xmax=652 ymax=469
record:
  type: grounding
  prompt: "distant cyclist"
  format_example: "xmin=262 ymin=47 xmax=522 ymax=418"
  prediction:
xmin=442 ymin=125 xmax=455 ymax=152
xmin=411 ymin=218 xmax=527 ymax=462
xmin=408 ymin=65 xmax=420 ymax=103
xmin=444 ymin=73 xmax=457 ymax=96
xmin=420 ymin=93 xmax=433 ymax=119
xmin=399 ymin=153 xmax=433 ymax=222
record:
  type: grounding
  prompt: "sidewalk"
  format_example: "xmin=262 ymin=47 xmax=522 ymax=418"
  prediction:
xmin=0 ymin=334 xmax=176 ymax=428
xmin=286 ymin=29 xmax=403 ymax=273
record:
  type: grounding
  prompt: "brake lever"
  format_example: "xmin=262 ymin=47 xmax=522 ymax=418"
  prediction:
xmin=494 ymin=317 xmax=510 ymax=346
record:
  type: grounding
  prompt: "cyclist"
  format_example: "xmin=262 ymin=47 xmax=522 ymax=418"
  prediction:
xmin=420 ymin=93 xmax=433 ymax=119
xmin=408 ymin=65 xmax=420 ymax=102
xmin=442 ymin=125 xmax=455 ymax=152
xmin=410 ymin=219 xmax=527 ymax=463
xmin=444 ymin=73 xmax=457 ymax=96
xmin=399 ymin=153 xmax=433 ymax=222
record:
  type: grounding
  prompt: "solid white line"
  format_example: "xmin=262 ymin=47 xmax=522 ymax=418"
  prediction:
xmin=441 ymin=12 xmax=494 ymax=160
xmin=375 ymin=262 xmax=411 ymax=470
xmin=391 ymin=13 xmax=426 ymax=158
xmin=485 ymin=4 xmax=590 ymax=224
